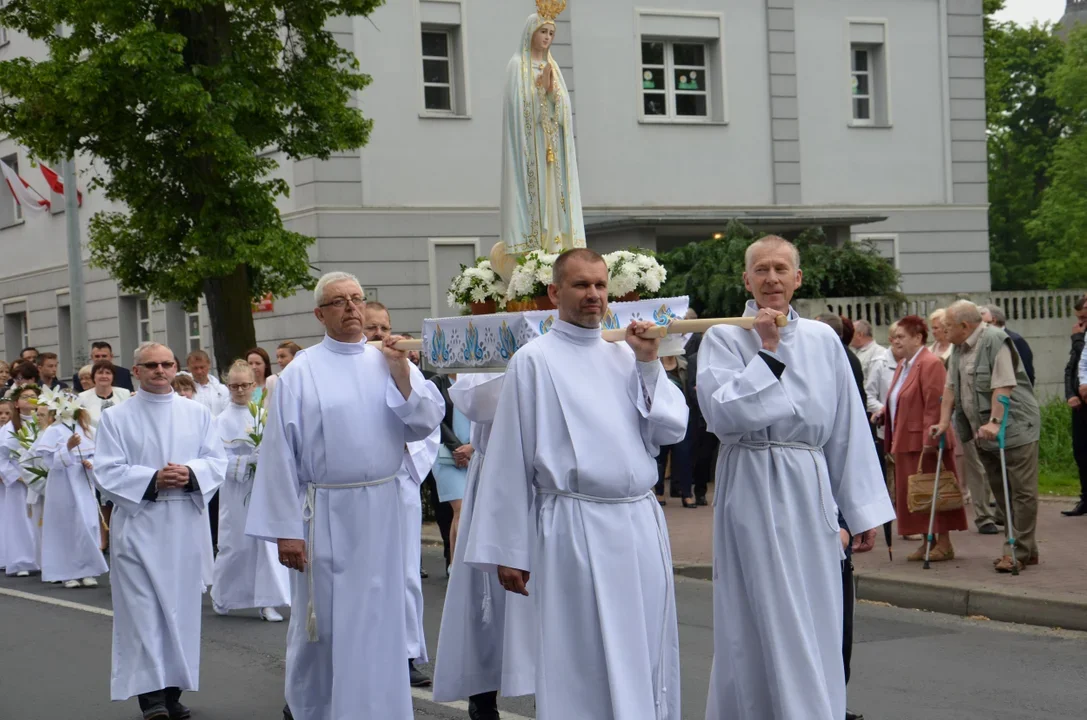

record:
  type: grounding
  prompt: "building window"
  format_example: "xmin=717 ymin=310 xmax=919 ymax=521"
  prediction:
xmin=851 ymin=48 xmax=873 ymax=125
xmin=137 ymin=297 xmax=151 ymax=343
xmin=422 ymin=30 xmax=454 ymax=113
xmin=4 ymin=307 xmax=28 ymax=360
xmin=642 ymin=41 xmax=710 ymax=119
xmin=16 ymin=311 xmax=27 ymax=348
xmin=187 ymin=311 xmax=202 ymax=352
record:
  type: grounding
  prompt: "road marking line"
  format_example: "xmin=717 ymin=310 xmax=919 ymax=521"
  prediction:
xmin=1 ymin=587 xmax=537 ymax=719
xmin=409 ymin=688 xmax=534 ymax=720
xmin=0 ymin=587 xmax=114 ymax=617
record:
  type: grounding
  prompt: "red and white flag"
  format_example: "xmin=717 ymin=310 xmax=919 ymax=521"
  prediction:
xmin=0 ymin=158 xmax=50 ymax=213
xmin=39 ymin=163 xmax=82 ymax=206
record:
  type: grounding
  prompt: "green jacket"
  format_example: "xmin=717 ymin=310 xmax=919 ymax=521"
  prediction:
xmin=949 ymin=325 xmax=1040 ymax=452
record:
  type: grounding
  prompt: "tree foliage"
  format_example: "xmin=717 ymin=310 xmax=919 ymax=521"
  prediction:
xmin=0 ymin=0 xmax=383 ymax=369
xmin=657 ymin=222 xmax=901 ymax=318
xmin=984 ymin=4 xmax=1067 ymax=289
xmin=1030 ymin=25 xmax=1087 ymax=287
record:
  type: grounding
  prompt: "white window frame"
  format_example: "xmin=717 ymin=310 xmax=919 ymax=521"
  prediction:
xmin=136 ymin=296 xmax=152 ymax=343
xmin=640 ymin=40 xmax=711 ymax=122
xmin=427 ymin=237 xmax=481 ymax=318
xmin=415 ymin=0 xmax=471 ymax=119
xmin=851 ymin=47 xmax=874 ymax=126
xmin=421 ymin=28 xmax=455 ymax=114
xmin=17 ymin=310 xmax=27 ymax=348
xmin=846 ymin=18 xmax=892 ymax=129
xmin=853 ymin=233 xmax=900 ymax=288
xmin=186 ymin=310 xmax=202 ymax=353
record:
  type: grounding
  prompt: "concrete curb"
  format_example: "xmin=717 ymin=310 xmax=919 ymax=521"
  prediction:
xmin=674 ymin=564 xmax=1087 ymax=632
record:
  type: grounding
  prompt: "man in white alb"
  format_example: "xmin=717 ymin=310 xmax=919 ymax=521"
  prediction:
xmin=696 ymin=237 xmax=895 ymax=720
xmin=95 ymin=342 xmax=227 ymax=720
xmin=246 ymin=272 xmax=444 ymax=720
xmin=463 ymin=248 xmax=689 ymax=720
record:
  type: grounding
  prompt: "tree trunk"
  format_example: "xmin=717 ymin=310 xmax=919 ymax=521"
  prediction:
xmin=204 ymin=264 xmax=257 ymax=377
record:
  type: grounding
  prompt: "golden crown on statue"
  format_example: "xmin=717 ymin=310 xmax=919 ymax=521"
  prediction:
xmin=536 ymin=0 xmax=567 ymax=23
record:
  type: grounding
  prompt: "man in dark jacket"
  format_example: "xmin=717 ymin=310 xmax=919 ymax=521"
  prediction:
xmin=684 ymin=350 xmax=716 ymax=506
xmin=71 ymin=341 xmax=134 ymax=391
xmin=1063 ymin=296 xmax=1087 ymax=517
xmin=982 ymin=305 xmax=1035 ymax=387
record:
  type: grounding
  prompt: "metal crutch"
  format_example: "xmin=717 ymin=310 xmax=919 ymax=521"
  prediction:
xmin=923 ymin=433 xmax=947 ymax=570
xmin=996 ymin=395 xmax=1018 ymax=576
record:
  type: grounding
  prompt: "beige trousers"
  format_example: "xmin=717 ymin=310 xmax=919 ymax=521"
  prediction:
xmin=976 ymin=441 xmax=1040 ymax=564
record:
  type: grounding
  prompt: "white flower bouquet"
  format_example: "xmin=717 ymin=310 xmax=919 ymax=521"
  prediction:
xmin=603 ymin=250 xmax=668 ymax=300
xmin=506 ymin=250 xmax=559 ymax=303
xmin=447 ymin=258 xmax=508 ymax=313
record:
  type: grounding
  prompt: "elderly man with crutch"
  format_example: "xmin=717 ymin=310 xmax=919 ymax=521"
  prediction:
xmin=932 ymin=300 xmax=1041 ymax=573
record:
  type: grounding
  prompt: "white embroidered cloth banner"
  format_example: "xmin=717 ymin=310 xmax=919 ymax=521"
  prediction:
xmin=422 ymin=296 xmax=690 ymax=372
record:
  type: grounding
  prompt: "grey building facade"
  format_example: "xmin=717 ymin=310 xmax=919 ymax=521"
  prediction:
xmin=0 ymin=0 xmax=990 ymax=375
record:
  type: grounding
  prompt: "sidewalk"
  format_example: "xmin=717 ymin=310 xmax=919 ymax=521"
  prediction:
xmin=427 ymin=493 xmax=1087 ymax=631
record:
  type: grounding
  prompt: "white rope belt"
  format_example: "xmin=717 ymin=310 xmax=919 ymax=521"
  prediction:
xmin=301 ymin=476 xmax=396 ymax=642
xmin=534 ymin=488 xmax=653 ymax=504
xmin=730 ymin=440 xmax=838 ymax=533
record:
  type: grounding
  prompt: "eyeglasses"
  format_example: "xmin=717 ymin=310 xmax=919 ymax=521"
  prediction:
xmin=227 ymin=383 xmax=254 ymax=391
xmin=138 ymin=361 xmax=176 ymax=370
xmin=320 ymin=296 xmax=366 ymax=310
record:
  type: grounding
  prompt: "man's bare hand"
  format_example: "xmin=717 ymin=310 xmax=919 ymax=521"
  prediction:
xmin=497 ymin=565 xmax=531 ymax=596
xmin=929 ymin=422 xmax=950 ymax=440
xmin=625 ymin=320 xmax=662 ymax=363
xmin=754 ymin=308 xmax=784 ymax=353
xmin=156 ymin=464 xmax=189 ymax=490
xmin=278 ymin=539 xmax=307 ymax=572
xmin=1069 ymin=396 xmax=1082 ymax=410
xmin=453 ymin=444 xmax=474 ymax=468
xmin=870 ymin=408 xmax=885 ymax=427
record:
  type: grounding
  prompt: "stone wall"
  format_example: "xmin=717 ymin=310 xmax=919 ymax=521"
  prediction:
xmin=795 ymin=289 xmax=1087 ymax=401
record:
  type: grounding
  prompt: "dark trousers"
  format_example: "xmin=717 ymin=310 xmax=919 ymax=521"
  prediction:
xmin=656 ymin=424 xmax=693 ymax=499
xmin=1074 ymin=407 xmax=1087 ymax=501
xmin=138 ymin=686 xmax=181 ymax=712
xmin=842 ymin=558 xmax=855 ymax=685
xmin=424 ymin=473 xmax=453 ymax=565
xmin=208 ymin=490 xmax=220 ymax=549
xmin=690 ymin=425 xmax=718 ymax=499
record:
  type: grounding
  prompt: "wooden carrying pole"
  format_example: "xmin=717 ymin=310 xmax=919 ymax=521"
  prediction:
xmin=367 ymin=314 xmax=788 ymax=352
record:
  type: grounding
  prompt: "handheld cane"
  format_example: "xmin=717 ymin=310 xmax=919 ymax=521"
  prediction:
xmin=922 ymin=433 xmax=946 ymax=570
xmin=996 ymin=395 xmax=1018 ymax=576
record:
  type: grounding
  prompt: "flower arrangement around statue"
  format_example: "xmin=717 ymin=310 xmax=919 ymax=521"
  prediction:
xmin=603 ymin=250 xmax=667 ymax=302
xmin=447 ymin=258 xmax=509 ymax=316
xmin=506 ymin=250 xmax=559 ymax=311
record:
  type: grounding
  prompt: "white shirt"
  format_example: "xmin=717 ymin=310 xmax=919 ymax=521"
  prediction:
xmin=78 ymin=387 xmax=132 ymax=426
xmin=191 ymin=376 xmax=229 ymax=416
xmin=853 ymin=340 xmax=887 ymax=384
xmin=887 ymin=347 xmax=924 ymax=433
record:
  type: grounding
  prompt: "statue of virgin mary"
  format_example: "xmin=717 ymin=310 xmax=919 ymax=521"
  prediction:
xmin=492 ymin=1 xmax=586 ymax=276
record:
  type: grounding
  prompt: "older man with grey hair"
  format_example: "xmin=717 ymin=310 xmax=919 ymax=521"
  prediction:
xmin=933 ymin=300 xmax=1041 ymax=573
xmin=95 ymin=342 xmax=227 ymax=720
xmin=246 ymin=271 xmax=444 ymax=720
xmin=981 ymin=304 xmax=1035 ymax=387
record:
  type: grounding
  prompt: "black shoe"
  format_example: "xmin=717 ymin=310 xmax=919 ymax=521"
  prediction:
xmin=468 ymin=691 xmax=500 ymax=720
xmin=682 ymin=498 xmax=698 ymax=509
xmin=695 ymin=495 xmax=708 ymax=506
xmin=420 ymin=567 xmax=429 ymax=579
xmin=166 ymin=702 xmax=190 ymax=720
xmin=1061 ymin=500 xmax=1087 ymax=517
xmin=283 ymin=704 xmax=294 ymax=720
xmin=409 ymin=659 xmax=432 ymax=687
xmin=846 ymin=711 xmax=864 ymax=720
xmin=977 ymin=523 xmax=1000 ymax=535
xmin=142 ymin=709 xmax=169 ymax=720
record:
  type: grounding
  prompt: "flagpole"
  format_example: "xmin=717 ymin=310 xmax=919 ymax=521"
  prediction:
xmin=62 ymin=156 xmax=87 ymax=373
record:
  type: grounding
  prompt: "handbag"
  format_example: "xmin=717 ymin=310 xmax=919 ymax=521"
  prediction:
xmin=906 ymin=449 xmax=963 ymax=514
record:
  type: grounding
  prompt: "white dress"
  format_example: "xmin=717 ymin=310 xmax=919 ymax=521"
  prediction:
xmin=210 ymin=402 xmax=291 ymax=611
xmin=696 ymin=302 xmax=896 ymax=720
xmin=245 ymin=335 xmax=444 ymax=720
xmin=399 ymin=427 xmax=440 ymax=663
xmin=0 ymin=418 xmax=41 ymax=575
xmin=94 ymin=390 xmax=227 ymax=701
xmin=35 ymin=423 xmax=108 ymax=582
xmin=433 ymin=373 xmax=537 ymax=702
xmin=462 ymin=321 xmax=689 ymax=720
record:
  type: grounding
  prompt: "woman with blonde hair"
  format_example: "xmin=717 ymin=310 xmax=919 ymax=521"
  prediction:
xmin=928 ymin=309 xmax=953 ymax=364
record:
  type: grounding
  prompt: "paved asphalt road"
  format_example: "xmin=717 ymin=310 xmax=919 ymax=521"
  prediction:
xmin=1 ymin=548 xmax=1085 ymax=720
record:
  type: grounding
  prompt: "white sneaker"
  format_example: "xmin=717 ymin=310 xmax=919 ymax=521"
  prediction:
xmin=64 ymin=580 xmax=81 ymax=589
xmin=261 ymin=607 xmax=284 ymax=622
xmin=15 ymin=571 xmax=29 ymax=577
xmin=81 ymin=577 xmax=98 ymax=588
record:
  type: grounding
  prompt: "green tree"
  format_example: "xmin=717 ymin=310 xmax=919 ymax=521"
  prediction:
xmin=657 ymin=222 xmax=901 ymax=318
xmin=1030 ymin=24 xmax=1087 ymax=287
xmin=0 ymin=0 xmax=382 ymax=370
xmin=984 ymin=6 xmax=1067 ymax=289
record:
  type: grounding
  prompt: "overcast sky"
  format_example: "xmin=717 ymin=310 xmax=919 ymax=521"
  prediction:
xmin=993 ymin=0 xmax=1066 ymax=26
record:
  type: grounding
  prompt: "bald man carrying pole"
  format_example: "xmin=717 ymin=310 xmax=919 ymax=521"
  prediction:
xmin=696 ymin=237 xmax=895 ymax=720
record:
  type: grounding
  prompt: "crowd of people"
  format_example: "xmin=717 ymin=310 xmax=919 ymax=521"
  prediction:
xmin=0 ymin=238 xmax=1081 ymax=720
